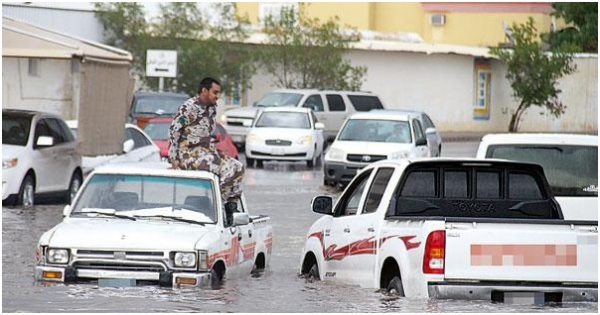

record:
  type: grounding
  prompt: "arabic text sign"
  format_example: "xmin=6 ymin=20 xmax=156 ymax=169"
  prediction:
xmin=146 ymin=50 xmax=177 ymax=78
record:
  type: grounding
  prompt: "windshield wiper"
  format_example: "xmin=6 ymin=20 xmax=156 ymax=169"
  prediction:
xmin=75 ymin=211 xmax=136 ymax=221
xmin=134 ymin=215 xmax=205 ymax=226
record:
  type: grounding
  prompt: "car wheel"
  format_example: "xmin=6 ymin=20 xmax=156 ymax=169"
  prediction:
xmin=246 ymin=157 xmax=255 ymax=168
xmin=438 ymin=145 xmax=442 ymax=157
xmin=66 ymin=172 xmax=82 ymax=204
xmin=18 ymin=174 xmax=35 ymax=206
xmin=307 ymin=262 xmax=320 ymax=282
xmin=210 ymin=269 xmax=222 ymax=289
xmin=386 ymin=276 xmax=405 ymax=296
xmin=256 ymin=160 xmax=264 ymax=169
xmin=307 ymin=154 xmax=317 ymax=168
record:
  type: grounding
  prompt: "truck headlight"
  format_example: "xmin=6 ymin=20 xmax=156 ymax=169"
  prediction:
xmin=3 ymin=158 xmax=18 ymax=169
xmin=325 ymin=148 xmax=345 ymax=161
xmin=390 ymin=151 xmax=410 ymax=159
xmin=47 ymin=248 xmax=69 ymax=264
xmin=174 ymin=252 xmax=196 ymax=268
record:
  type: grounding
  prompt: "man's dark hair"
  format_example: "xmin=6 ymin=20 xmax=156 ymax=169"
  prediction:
xmin=198 ymin=77 xmax=220 ymax=93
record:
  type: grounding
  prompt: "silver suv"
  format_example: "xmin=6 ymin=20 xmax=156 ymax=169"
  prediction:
xmin=220 ymin=89 xmax=385 ymax=148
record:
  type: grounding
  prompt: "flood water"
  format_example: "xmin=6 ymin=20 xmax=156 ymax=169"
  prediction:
xmin=2 ymin=143 xmax=597 ymax=312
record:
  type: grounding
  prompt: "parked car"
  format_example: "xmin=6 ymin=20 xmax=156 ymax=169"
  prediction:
xmin=244 ymin=107 xmax=325 ymax=168
xmin=2 ymin=109 xmax=83 ymax=206
xmin=129 ymin=91 xmax=190 ymax=129
xmin=371 ymin=109 xmax=442 ymax=157
xmin=66 ymin=120 xmax=160 ymax=176
xmin=143 ymin=118 xmax=239 ymax=160
xmin=34 ymin=162 xmax=273 ymax=288
xmin=323 ymin=111 xmax=430 ymax=187
xmin=221 ymin=89 xmax=385 ymax=148
xmin=476 ymin=133 xmax=598 ymax=221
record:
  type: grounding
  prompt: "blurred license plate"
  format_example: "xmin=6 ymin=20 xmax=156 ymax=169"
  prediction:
xmin=271 ymin=148 xmax=284 ymax=155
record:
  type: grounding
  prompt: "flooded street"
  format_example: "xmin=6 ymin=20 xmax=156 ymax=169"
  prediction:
xmin=2 ymin=142 xmax=597 ymax=312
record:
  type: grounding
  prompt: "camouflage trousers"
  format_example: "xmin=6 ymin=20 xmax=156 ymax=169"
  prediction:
xmin=175 ymin=148 xmax=244 ymax=203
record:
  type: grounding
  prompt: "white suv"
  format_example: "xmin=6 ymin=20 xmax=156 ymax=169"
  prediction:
xmin=3 ymin=109 xmax=83 ymax=206
xmin=323 ymin=111 xmax=430 ymax=187
xmin=220 ymin=89 xmax=385 ymax=148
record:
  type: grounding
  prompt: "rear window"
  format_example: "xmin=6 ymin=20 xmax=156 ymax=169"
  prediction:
xmin=486 ymin=144 xmax=598 ymax=197
xmin=393 ymin=164 xmax=560 ymax=219
xmin=347 ymin=95 xmax=384 ymax=112
xmin=132 ymin=95 xmax=189 ymax=116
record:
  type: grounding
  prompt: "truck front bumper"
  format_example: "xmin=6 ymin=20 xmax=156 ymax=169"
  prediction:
xmin=35 ymin=265 xmax=212 ymax=288
xmin=428 ymin=282 xmax=598 ymax=302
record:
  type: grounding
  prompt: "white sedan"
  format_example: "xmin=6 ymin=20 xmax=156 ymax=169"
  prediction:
xmin=66 ymin=120 xmax=161 ymax=176
xmin=244 ymin=107 xmax=325 ymax=168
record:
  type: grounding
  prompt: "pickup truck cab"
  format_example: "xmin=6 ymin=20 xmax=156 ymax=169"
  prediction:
xmin=300 ymin=158 xmax=598 ymax=302
xmin=476 ymin=133 xmax=598 ymax=221
xmin=35 ymin=162 xmax=273 ymax=288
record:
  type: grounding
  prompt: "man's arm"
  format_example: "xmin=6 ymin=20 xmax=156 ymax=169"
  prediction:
xmin=168 ymin=103 xmax=191 ymax=168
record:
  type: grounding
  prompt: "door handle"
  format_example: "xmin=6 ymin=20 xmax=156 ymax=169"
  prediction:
xmin=343 ymin=228 xmax=350 ymax=233
xmin=238 ymin=233 xmax=242 ymax=241
xmin=367 ymin=227 xmax=375 ymax=232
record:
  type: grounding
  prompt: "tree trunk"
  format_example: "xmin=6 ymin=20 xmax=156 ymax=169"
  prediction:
xmin=508 ymin=101 xmax=527 ymax=132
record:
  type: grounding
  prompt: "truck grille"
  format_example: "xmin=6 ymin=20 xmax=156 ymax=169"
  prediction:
xmin=346 ymin=154 xmax=387 ymax=163
xmin=73 ymin=261 xmax=166 ymax=273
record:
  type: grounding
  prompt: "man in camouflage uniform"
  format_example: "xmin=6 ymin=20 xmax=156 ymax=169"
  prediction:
xmin=168 ymin=77 xmax=244 ymax=205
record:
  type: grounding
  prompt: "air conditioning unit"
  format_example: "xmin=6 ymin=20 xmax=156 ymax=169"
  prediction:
xmin=430 ymin=14 xmax=446 ymax=26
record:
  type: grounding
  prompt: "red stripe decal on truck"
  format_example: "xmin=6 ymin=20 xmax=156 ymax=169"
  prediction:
xmin=471 ymin=244 xmax=577 ymax=266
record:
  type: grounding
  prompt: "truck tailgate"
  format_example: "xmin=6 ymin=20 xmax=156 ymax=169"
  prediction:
xmin=444 ymin=221 xmax=598 ymax=283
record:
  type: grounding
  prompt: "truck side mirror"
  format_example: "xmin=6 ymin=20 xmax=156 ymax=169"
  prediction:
xmin=312 ymin=196 xmax=333 ymax=215
xmin=415 ymin=137 xmax=427 ymax=146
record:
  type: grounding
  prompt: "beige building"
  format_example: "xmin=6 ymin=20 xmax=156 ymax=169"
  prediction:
xmin=2 ymin=16 xmax=135 ymax=156
xmin=235 ymin=2 xmax=560 ymax=47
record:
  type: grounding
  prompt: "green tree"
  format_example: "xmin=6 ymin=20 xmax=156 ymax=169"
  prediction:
xmin=490 ymin=17 xmax=577 ymax=132
xmin=258 ymin=5 xmax=366 ymax=90
xmin=94 ymin=2 xmax=256 ymax=100
xmin=544 ymin=3 xmax=598 ymax=53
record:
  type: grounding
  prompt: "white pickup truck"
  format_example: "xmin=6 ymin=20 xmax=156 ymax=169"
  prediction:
xmin=300 ymin=158 xmax=598 ymax=303
xmin=35 ymin=162 xmax=273 ymax=288
xmin=476 ymin=133 xmax=598 ymax=221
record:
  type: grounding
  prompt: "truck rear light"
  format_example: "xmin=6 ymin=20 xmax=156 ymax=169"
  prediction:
xmin=423 ymin=230 xmax=445 ymax=274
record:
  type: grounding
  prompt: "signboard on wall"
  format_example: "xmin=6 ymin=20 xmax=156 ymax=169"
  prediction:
xmin=146 ymin=50 xmax=177 ymax=78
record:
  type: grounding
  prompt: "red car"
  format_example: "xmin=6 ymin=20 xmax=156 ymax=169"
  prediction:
xmin=143 ymin=117 xmax=239 ymax=160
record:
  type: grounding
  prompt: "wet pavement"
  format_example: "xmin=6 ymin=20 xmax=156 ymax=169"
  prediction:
xmin=2 ymin=142 xmax=597 ymax=312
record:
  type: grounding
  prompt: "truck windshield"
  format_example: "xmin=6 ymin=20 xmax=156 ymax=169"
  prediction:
xmin=254 ymin=92 xmax=303 ymax=108
xmin=71 ymin=174 xmax=217 ymax=223
xmin=486 ymin=144 xmax=598 ymax=197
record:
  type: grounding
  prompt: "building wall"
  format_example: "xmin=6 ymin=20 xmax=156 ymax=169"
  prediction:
xmin=235 ymin=2 xmax=558 ymax=47
xmin=2 ymin=4 xmax=105 ymax=42
xmin=239 ymin=51 xmax=597 ymax=135
xmin=2 ymin=57 xmax=78 ymax=119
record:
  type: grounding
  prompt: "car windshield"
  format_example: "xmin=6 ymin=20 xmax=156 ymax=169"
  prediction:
xmin=338 ymin=119 xmax=411 ymax=143
xmin=2 ymin=114 xmax=31 ymax=146
xmin=254 ymin=92 xmax=303 ymax=108
xmin=71 ymin=173 xmax=218 ymax=224
xmin=144 ymin=122 xmax=170 ymax=140
xmin=133 ymin=95 xmax=188 ymax=116
xmin=255 ymin=112 xmax=310 ymax=129
xmin=487 ymin=144 xmax=598 ymax=197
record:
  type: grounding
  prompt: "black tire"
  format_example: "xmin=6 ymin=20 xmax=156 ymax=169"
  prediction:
xmin=307 ymin=262 xmax=320 ymax=282
xmin=386 ymin=276 xmax=405 ymax=296
xmin=66 ymin=172 xmax=82 ymax=204
xmin=256 ymin=160 xmax=264 ymax=168
xmin=17 ymin=175 xmax=35 ymax=206
xmin=246 ymin=157 xmax=255 ymax=168
xmin=210 ymin=269 xmax=221 ymax=289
